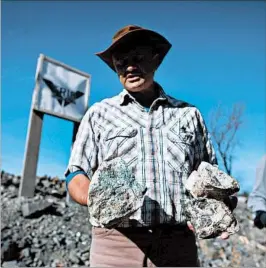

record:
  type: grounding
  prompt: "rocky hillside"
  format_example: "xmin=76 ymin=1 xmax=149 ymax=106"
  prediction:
xmin=1 ymin=171 xmax=266 ymax=267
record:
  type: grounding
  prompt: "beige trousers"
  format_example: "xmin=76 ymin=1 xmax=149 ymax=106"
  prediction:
xmin=90 ymin=225 xmax=199 ymax=267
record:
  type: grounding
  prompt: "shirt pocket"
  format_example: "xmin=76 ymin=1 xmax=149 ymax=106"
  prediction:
xmin=103 ymin=127 xmax=138 ymax=167
xmin=165 ymin=130 xmax=195 ymax=173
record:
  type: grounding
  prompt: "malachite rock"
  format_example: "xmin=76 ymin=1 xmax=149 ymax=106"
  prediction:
xmin=87 ymin=158 xmax=146 ymax=227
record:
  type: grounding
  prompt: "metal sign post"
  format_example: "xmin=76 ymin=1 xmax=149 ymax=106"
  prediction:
xmin=19 ymin=54 xmax=91 ymax=198
xmin=19 ymin=110 xmax=44 ymax=197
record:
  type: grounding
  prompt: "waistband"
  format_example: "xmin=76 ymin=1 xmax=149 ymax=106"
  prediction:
xmin=95 ymin=222 xmax=189 ymax=233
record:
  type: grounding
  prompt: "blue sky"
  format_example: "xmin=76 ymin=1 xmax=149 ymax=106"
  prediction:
xmin=2 ymin=1 xmax=265 ymax=193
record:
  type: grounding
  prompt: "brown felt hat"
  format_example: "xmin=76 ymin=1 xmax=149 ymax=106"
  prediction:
xmin=95 ymin=25 xmax=172 ymax=72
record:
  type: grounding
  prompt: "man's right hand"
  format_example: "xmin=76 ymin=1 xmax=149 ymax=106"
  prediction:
xmin=68 ymin=174 xmax=91 ymax=206
xmin=254 ymin=211 xmax=266 ymax=229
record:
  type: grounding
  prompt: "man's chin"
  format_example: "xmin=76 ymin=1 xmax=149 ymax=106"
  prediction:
xmin=125 ymin=81 xmax=145 ymax=92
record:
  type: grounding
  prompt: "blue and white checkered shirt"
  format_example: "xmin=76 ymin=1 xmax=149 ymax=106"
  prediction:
xmin=65 ymin=83 xmax=217 ymax=227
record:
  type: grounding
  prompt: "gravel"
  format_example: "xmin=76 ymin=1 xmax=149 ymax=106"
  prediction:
xmin=1 ymin=170 xmax=265 ymax=267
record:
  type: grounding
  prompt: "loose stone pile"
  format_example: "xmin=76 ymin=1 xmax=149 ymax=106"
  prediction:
xmin=1 ymin=172 xmax=92 ymax=267
xmin=1 ymin=170 xmax=266 ymax=267
xmin=184 ymin=162 xmax=240 ymax=239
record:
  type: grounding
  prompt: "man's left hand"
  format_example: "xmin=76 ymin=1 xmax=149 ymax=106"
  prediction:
xmin=187 ymin=221 xmax=230 ymax=240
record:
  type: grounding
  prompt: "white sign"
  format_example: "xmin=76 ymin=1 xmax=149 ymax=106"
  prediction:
xmin=33 ymin=54 xmax=91 ymax=122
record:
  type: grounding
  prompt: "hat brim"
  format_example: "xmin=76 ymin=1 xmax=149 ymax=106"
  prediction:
xmin=95 ymin=28 xmax=172 ymax=73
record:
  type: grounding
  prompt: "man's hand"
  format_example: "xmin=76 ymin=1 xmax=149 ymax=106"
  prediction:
xmin=187 ymin=221 xmax=230 ymax=240
xmin=68 ymin=174 xmax=91 ymax=206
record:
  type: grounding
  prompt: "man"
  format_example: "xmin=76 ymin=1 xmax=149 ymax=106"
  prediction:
xmin=248 ymin=155 xmax=266 ymax=229
xmin=65 ymin=25 xmax=232 ymax=267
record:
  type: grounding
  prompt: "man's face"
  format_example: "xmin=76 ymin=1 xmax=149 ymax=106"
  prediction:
xmin=112 ymin=46 xmax=159 ymax=92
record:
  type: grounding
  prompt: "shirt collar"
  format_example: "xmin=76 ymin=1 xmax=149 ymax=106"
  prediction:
xmin=119 ymin=82 xmax=177 ymax=106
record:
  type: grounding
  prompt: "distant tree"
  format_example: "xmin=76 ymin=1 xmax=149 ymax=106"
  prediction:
xmin=209 ymin=103 xmax=245 ymax=175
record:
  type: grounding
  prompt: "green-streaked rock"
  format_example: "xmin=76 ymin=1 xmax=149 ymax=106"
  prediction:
xmin=87 ymin=158 xmax=146 ymax=227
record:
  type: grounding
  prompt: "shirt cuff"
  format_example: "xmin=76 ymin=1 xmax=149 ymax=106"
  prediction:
xmin=65 ymin=170 xmax=88 ymax=191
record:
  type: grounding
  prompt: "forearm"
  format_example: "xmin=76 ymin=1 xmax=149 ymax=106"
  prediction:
xmin=68 ymin=174 xmax=91 ymax=206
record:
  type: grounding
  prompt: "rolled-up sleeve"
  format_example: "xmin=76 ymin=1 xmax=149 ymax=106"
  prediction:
xmin=64 ymin=107 xmax=98 ymax=179
xmin=248 ymin=155 xmax=266 ymax=213
xmin=194 ymin=108 xmax=218 ymax=169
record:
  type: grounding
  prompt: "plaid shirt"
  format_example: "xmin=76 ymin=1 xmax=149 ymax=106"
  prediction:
xmin=65 ymin=83 xmax=217 ymax=227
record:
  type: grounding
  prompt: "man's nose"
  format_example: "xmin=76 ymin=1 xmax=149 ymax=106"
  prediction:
xmin=126 ymin=65 xmax=137 ymax=72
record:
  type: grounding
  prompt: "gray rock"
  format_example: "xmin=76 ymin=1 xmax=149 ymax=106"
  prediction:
xmin=65 ymin=238 xmax=76 ymax=250
xmin=184 ymin=198 xmax=239 ymax=239
xmin=185 ymin=162 xmax=240 ymax=199
xmin=41 ymin=179 xmax=51 ymax=188
xmin=184 ymin=162 xmax=240 ymax=239
xmin=20 ymin=248 xmax=30 ymax=258
xmin=8 ymin=185 xmax=17 ymax=194
xmin=33 ymin=249 xmax=42 ymax=259
xmin=80 ymin=252 xmax=90 ymax=261
xmin=24 ymin=259 xmax=33 ymax=266
xmin=88 ymin=158 xmax=147 ymax=227
xmin=32 ymin=237 xmax=38 ymax=244
xmin=35 ymin=259 xmax=43 ymax=267
xmin=69 ymin=250 xmax=80 ymax=264
xmin=12 ymin=176 xmax=20 ymax=187
xmin=2 ymin=261 xmax=18 ymax=267
xmin=21 ymin=200 xmax=53 ymax=217
xmin=53 ymin=237 xmax=60 ymax=247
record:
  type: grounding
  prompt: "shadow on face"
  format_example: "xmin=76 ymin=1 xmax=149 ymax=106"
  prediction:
xmin=112 ymin=45 xmax=160 ymax=92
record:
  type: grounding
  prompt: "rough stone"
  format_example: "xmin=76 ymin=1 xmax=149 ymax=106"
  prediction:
xmin=184 ymin=162 xmax=240 ymax=239
xmin=184 ymin=198 xmax=239 ymax=239
xmin=2 ymin=261 xmax=19 ymax=267
xmin=88 ymin=158 xmax=147 ymax=227
xmin=20 ymin=248 xmax=30 ymax=258
xmin=21 ymin=200 xmax=53 ymax=218
xmin=185 ymin=162 xmax=240 ymax=199
xmin=69 ymin=250 xmax=81 ymax=264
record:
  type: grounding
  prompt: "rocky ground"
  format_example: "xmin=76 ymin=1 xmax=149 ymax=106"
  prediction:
xmin=1 ymin=171 xmax=266 ymax=267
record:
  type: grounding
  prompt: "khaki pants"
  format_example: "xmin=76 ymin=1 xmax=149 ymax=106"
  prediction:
xmin=90 ymin=225 xmax=199 ymax=267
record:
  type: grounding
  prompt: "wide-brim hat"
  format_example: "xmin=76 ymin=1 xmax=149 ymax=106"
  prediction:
xmin=95 ymin=25 xmax=172 ymax=72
